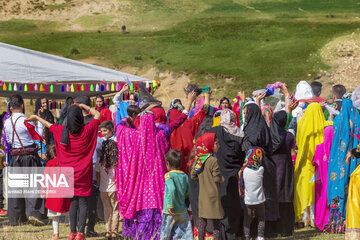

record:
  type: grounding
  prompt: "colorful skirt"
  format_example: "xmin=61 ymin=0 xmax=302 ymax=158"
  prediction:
xmin=325 ymin=197 xmax=345 ymax=233
xmin=122 ymin=208 xmax=162 ymax=240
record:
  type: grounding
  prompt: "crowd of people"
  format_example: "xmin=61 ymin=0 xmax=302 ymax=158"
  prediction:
xmin=0 ymin=80 xmax=359 ymax=240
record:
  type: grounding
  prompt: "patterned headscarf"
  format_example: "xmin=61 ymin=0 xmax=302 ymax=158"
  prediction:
xmin=261 ymin=104 xmax=273 ymax=127
xmin=170 ymin=98 xmax=183 ymax=111
xmin=220 ymin=109 xmax=243 ymax=137
xmin=238 ymin=147 xmax=264 ymax=198
xmin=193 ymin=132 xmax=215 ymax=174
xmin=167 ymin=98 xmax=184 ymax=123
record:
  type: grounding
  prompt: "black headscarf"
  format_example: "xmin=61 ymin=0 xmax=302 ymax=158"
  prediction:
xmin=243 ymin=103 xmax=272 ymax=153
xmin=270 ymin=110 xmax=288 ymax=153
xmin=61 ymin=106 xmax=84 ymax=145
xmin=34 ymin=97 xmax=54 ymax=123
xmin=59 ymin=97 xmax=74 ymax=124
xmin=209 ymin=126 xmax=244 ymax=173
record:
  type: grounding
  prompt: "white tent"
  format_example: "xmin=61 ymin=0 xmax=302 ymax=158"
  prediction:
xmin=0 ymin=42 xmax=147 ymax=83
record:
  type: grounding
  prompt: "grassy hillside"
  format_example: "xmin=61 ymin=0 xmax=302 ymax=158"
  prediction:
xmin=1 ymin=0 xmax=360 ymax=97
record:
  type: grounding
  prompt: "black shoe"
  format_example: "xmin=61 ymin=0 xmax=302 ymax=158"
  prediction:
xmin=28 ymin=216 xmax=45 ymax=226
xmin=86 ymin=230 xmax=99 ymax=238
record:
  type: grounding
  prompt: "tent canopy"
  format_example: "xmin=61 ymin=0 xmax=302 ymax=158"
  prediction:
xmin=0 ymin=42 xmax=147 ymax=84
xmin=0 ymin=42 xmax=148 ymax=99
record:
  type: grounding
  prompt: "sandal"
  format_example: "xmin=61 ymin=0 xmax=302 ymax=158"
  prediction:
xmin=105 ymin=232 xmax=112 ymax=240
xmin=111 ymin=232 xmax=119 ymax=240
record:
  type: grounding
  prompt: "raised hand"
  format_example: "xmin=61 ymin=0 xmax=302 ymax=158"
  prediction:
xmin=146 ymin=102 xmax=161 ymax=111
xmin=256 ymin=91 xmax=266 ymax=105
xmin=187 ymin=90 xmax=198 ymax=103
xmin=287 ymin=101 xmax=299 ymax=114
xmin=280 ymin=84 xmax=289 ymax=97
xmin=26 ymin=115 xmax=39 ymax=122
xmin=122 ymin=84 xmax=129 ymax=91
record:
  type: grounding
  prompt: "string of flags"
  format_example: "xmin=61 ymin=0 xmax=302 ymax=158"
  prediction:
xmin=1 ymin=80 xmax=162 ymax=110
xmin=0 ymin=80 xmax=161 ymax=93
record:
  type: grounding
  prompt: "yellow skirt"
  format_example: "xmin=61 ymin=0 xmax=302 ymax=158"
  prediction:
xmin=345 ymin=165 xmax=360 ymax=240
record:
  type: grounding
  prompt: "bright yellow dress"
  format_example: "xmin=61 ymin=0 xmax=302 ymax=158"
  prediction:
xmin=294 ymin=103 xmax=332 ymax=221
xmin=345 ymin=164 xmax=360 ymax=240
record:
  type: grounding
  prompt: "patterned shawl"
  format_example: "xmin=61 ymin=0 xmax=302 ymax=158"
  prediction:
xmin=116 ymin=113 xmax=169 ymax=219
xmin=194 ymin=132 xmax=215 ymax=174
xmin=327 ymin=99 xmax=360 ymax=216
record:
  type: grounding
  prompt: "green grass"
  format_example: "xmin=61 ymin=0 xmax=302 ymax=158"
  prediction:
xmin=0 ymin=19 xmax=37 ymax=33
xmin=76 ymin=15 xmax=115 ymax=28
xmin=0 ymin=0 xmax=360 ymax=96
xmin=0 ymin=215 xmax=346 ymax=239
xmin=45 ymin=3 xmax=72 ymax=11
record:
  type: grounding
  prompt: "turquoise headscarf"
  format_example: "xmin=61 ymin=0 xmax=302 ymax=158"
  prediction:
xmin=116 ymin=101 xmax=130 ymax=125
xmin=327 ymin=99 xmax=360 ymax=216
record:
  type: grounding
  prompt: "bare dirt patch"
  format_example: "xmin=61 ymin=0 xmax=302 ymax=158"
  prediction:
xmin=0 ymin=0 xmax=134 ymax=30
xmin=317 ymin=32 xmax=360 ymax=96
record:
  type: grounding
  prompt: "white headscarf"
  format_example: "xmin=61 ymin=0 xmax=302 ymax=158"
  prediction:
xmin=293 ymin=80 xmax=314 ymax=119
xmin=220 ymin=109 xmax=243 ymax=137
xmin=352 ymin=86 xmax=360 ymax=110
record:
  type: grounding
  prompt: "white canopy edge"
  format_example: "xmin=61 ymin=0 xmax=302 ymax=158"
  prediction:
xmin=0 ymin=42 xmax=147 ymax=84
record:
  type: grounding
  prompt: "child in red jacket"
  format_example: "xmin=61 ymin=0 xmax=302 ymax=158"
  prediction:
xmin=44 ymin=144 xmax=71 ymax=240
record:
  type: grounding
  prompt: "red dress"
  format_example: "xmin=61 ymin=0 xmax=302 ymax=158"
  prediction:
xmin=169 ymin=110 xmax=206 ymax=173
xmin=99 ymin=108 xmax=112 ymax=123
xmin=44 ymin=158 xmax=71 ymax=213
xmin=49 ymin=119 xmax=100 ymax=196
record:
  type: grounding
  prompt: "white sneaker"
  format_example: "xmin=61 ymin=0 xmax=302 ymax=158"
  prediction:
xmin=256 ymin=237 xmax=265 ymax=240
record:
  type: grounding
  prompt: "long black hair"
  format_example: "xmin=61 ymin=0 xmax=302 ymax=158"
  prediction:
xmin=35 ymin=96 xmax=55 ymax=144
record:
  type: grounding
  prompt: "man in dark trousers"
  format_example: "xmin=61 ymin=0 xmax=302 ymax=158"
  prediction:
xmin=3 ymin=94 xmax=45 ymax=226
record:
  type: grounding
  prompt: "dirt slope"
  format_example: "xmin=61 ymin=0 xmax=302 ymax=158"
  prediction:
xmin=318 ymin=32 xmax=360 ymax=96
xmin=0 ymin=0 xmax=133 ymax=27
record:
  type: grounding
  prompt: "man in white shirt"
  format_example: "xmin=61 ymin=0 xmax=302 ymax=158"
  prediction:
xmin=4 ymin=94 xmax=45 ymax=226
